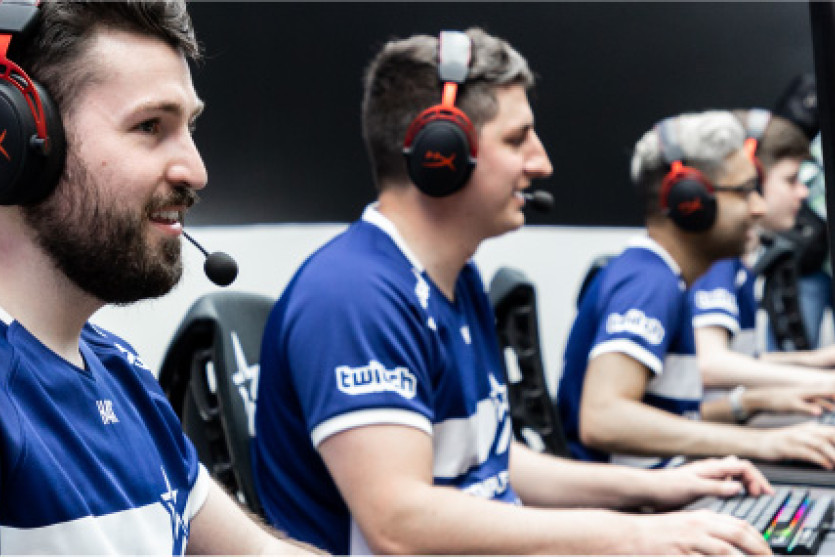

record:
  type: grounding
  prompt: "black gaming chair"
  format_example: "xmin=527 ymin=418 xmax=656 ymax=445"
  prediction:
xmin=489 ymin=267 xmax=570 ymax=458
xmin=158 ymin=291 xmax=275 ymax=516
xmin=576 ymin=254 xmax=614 ymax=308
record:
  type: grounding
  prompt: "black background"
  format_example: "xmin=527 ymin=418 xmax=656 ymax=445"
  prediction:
xmin=186 ymin=2 xmax=814 ymax=227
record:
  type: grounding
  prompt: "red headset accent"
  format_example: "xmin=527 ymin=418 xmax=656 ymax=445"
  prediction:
xmin=0 ymin=32 xmax=49 ymax=146
xmin=744 ymin=137 xmax=764 ymax=184
xmin=402 ymin=83 xmax=478 ymax=161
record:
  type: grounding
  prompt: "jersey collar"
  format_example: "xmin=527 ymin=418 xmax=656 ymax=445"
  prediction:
xmin=628 ymin=234 xmax=683 ymax=277
xmin=0 ymin=303 xmax=13 ymax=326
xmin=362 ymin=204 xmax=426 ymax=273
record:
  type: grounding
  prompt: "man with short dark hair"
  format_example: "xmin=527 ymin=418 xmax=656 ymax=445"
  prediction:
xmin=254 ymin=30 xmax=772 ymax=556
xmin=0 ymin=2 xmax=317 ymax=553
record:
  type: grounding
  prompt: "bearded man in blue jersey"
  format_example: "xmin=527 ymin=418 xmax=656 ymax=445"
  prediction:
xmin=0 ymin=2 xmax=318 ymax=554
xmin=254 ymin=29 xmax=774 ymax=556
xmin=557 ymin=111 xmax=835 ymax=470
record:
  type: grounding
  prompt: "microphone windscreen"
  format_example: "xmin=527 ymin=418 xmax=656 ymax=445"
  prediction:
xmin=204 ymin=252 xmax=238 ymax=287
xmin=530 ymin=190 xmax=554 ymax=212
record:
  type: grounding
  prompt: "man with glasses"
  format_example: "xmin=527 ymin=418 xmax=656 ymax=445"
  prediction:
xmin=556 ymin=110 xmax=835 ymax=468
xmin=691 ymin=110 xmax=835 ymax=410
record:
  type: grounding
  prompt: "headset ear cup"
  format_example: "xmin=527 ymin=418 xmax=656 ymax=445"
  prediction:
xmin=665 ymin=175 xmax=717 ymax=232
xmin=405 ymin=119 xmax=475 ymax=197
xmin=0 ymin=79 xmax=64 ymax=206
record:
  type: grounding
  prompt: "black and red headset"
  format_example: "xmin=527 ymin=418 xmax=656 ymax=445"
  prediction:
xmin=657 ymin=117 xmax=761 ymax=232
xmin=403 ymin=30 xmax=477 ymax=198
xmin=0 ymin=0 xmax=65 ymax=206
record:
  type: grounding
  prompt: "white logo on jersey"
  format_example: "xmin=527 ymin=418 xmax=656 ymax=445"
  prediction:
xmin=489 ymin=373 xmax=509 ymax=423
xmin=464 ymin=470 xmax=510 ymax=499
xmin=606 ymin=309 xmax=665 ymax=345
xmin=694 ymin=288 xmax=739 ymax=315
xmin=460 ymin=326 xmax=471 ymax=345
xmin=96 ymin=399 xmax=119 ymax=425
xmin=230 ymin=331 xmax=259 ymax=437
xmin=160 ymin=466 xmax=189 ymax=554
xmin=336 ymin=360 xmax=417 ymax=399
xmin=413 ymin=270 xmax=430 ymax=310
xmin=114 ymin=343 xmax=151 ymax=371
xmin=489 ymin=373 xmax=512 ymax=455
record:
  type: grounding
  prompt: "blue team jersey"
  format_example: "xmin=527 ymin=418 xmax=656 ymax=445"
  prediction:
xmin=253 ymin=206 xmax=516 ymax=555
xmin=690 ymin=258 xmax=758 ymax=356
xmin=556 ymin=236 xmax=702 ymax=467
xmin=0 ymin=311 xmax=210 ymax=554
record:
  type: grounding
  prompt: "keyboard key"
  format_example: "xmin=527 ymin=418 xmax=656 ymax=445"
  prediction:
xmin=788 ymin=496 xmax=834 ymax=555
xmin=752 ymin=488 xmax=791 ymax=534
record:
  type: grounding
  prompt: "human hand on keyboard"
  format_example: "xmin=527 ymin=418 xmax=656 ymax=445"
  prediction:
xmin=744 ymin=385 xmax=835 ymax=416
xmin=629 ymin=509 xmax=771 ymax=555
xmin=757 ymin=422 xmax=835 ymax=469
xmin=651 ymin=455 xmax=773 ymax=510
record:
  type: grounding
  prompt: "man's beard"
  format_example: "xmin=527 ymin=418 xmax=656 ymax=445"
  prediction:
xmin=704 ymin=223 xmax=751 ymax=262
xmin=23 ymin=151 xmax=197 ymax=304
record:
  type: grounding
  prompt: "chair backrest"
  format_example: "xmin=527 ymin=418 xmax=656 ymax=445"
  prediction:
xmin=158 ymin=291 xmax=275 ymax=515
xmin=753 ymin=234 xmax=811 ymax=351
xmin=488 ymin=266 xmax=571 ymax=457
xmin=576 ymin=254 xmax=614 ymax=309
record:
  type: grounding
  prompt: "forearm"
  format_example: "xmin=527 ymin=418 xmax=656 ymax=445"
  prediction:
xmin=510 ymin=442 xmax=682 ymax=510
xmin=581 ymin=397 xmax=765 ymax=461
xmin=702 ymin=349 xmax=834 ymax=388
xmin=761 ymin=349 xmax=831 ymax=368
xmin=363 ymin=481 xmax=643 ymax=555
xmin=187 ymin=480 xmax=325 ymax=555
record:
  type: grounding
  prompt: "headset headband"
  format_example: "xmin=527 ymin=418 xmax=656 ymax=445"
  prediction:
xmin=746 ymin=108 xmax=771 ymax=141
xmin=0 ymin=0 xmax=39 ymax=36
xmin=656 ymin=117 xmax=685 ymax=164
xmin=438 ymin=30 xmax=470 ymax=84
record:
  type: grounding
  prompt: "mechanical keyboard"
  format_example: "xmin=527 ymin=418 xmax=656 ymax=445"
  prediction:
xmin=705 ymin=487 xmax=833 ymax=554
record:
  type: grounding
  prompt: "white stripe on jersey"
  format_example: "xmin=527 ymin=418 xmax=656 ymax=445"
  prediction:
xmin=589 ymin=339 xmax=663 ymax=375
xmin=432 ymin=397 xmax=506 ymax=479
xmin=1 ymin=465 xmax=211 ymax=555
xmin=730 ymin=329 xmax=757 ymax=357
xmin=648 ymin=354 xmax=703 ymax=400
xmin=692 ymin=313 xmax=741 ymax=334
xmin=1 ymin=503 xmax=170 ymax=555
xmin=310 ymin=408 xmax=432 ymax=447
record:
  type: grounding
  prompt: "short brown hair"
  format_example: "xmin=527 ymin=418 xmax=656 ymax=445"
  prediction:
xmin=734 ymin=109 xmax=810 ymax=172
xmin=11 ymin=0 xmax=199 ymax=118
xmin=361 ymin=27 xmax=533 ymax=190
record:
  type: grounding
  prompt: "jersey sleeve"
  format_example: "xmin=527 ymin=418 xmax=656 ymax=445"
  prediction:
xmin=274 ymin=264 xmax=436 ymax=447
xmin=690 ymin=259 xmax=742 ymax=334
xmin=588 ymin=261 xmax=683 ymax=375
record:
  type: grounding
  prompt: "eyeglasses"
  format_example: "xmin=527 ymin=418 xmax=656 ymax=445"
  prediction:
xmin=713 ymin=176 xmax=762 ymax=196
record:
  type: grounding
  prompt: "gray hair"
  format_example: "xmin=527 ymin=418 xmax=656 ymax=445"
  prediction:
xmin=631 ymin=110 xmax=746 ymax=219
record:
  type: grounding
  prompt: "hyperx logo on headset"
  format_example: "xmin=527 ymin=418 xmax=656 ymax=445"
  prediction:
xmin=403 ymin=31 xmax=477 ymax=198
xmin=0 ymin=129 xmax=10 ymax=161
xmin=422 ymin=150 xmax=457 ymax=171
xmin=0 ymin=0 xmax=66 ymax=206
